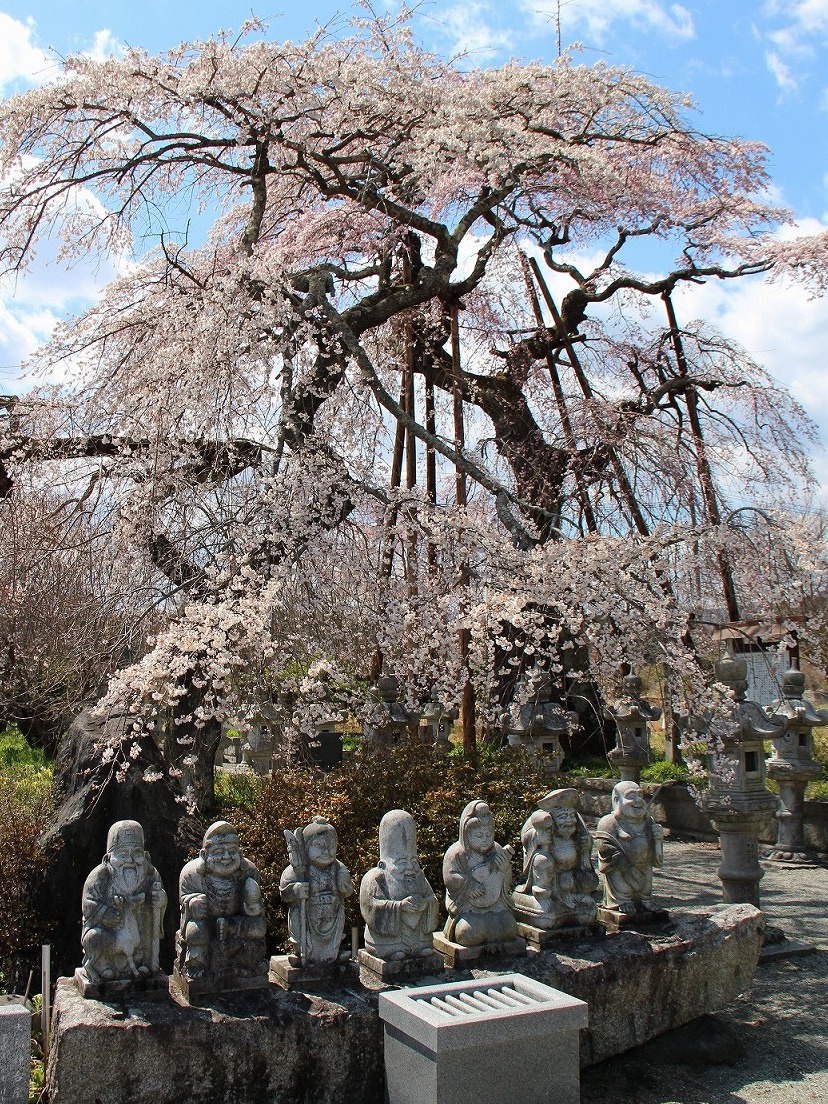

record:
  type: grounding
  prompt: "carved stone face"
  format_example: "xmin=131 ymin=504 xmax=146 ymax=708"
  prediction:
xmin=307 ymin=830 xmax=337 ymax=868
xmin=551 ymin=805 xmax=577 ymax=837
xmin=615 ymin=784 xmax=646 ymax=823
xmin=466 ymin=816 xmax=495 ymax=854
xmin=203 ymin=832 xmax=242 ymax=877
xmin=109 ymin=838 xmax=147 ymax=893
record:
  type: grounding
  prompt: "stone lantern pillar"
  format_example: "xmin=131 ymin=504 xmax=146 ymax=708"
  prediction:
xmin=363 ymin=675 xmax=419 ymax=746
xmin=765 ymin=669 xmax=826 ymax=863
xmin=420 ymin=690 xmax=459 ymax=751
xmin=604 ymin=674 xmax=662 ymax=784
xmin=704 ymin=656 xmax=783 ymax=906
xmin=501 ymin=677 xmax=572 ymax=771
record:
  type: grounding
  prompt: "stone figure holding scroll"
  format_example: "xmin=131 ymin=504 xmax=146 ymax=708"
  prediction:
xmin=76 ymin=820 xmax=166 ymax=996
xmin=595 ymin=781 xmax=664 ymax=923
xmin=175 ymin=820 xmax=267 ymax=994
xmin=360 ymin=809 xmax=439 ymax=961
xmin=441 ymin=800 xmax=519 ymax=948
xmin=513 ymin=789 xmax=598 ymax=930
xmin=281 ymin=816 xmax=354 ymax=966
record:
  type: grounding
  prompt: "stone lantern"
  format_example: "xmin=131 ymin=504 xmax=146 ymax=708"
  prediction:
xmin=604 ymin=674 xmax=662 ymax=784
xmin=765 ymin=669 xmax=826 ymax=863
xmin=704 ymin=656 xmax=782 ymax=906
xmin=420 ymin=689 xmax=459 ymax=751
xmin=363 ymin=675 xmax=419 ymax=746
xmin=501 ymin=677 xmax=572 ymax=771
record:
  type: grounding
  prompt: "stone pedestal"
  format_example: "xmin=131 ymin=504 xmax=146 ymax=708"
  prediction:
xmin=765 ymin=772 xmax=820 ymax=863
xmin=74 ymin=968 xmax=169 ymax=1002
xmin=708 ymin=810 xmax=773 ymax=907
xmin=379 ymin=975 xmax=588 ymax=1104
xmin=432 ymin=933 xmax=526 ymax=970
xmin=0 ymin=1002 xmax=31 ymax=1104
xmin=516 ymin=921 xmax=603 ymax=952
xmin=268 ymin=953 xmax=358 ymax=991
xmin=170 ymin=966 xmax=268 ymax=1004
xmin=357 ymin=948 xmax=444 ymax=983
xmin=596 ymin=906 xmax=670 ymax=933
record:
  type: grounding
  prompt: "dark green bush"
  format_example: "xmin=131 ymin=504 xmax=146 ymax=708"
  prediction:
xmin=233 ymin=742 xmax=562 ymax=951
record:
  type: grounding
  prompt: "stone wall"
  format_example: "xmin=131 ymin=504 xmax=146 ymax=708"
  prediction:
xmin=48 ymin=905 xmax=763 ymax=1104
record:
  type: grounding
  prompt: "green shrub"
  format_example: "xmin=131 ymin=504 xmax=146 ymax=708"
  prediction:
xmin=0 ymin=739 xmax=56 ymax=990
xmin=641 ymin=759 xmax=692 ymax=784
xmin=214 ymin=769 xmax=265 ymax=812
xmin=234 ymin=742 xmax=562 ymax=952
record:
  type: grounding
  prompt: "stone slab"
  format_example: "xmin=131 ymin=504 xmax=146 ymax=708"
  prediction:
xmin=432 ymin=933 xmax=526 ymax=969
xmin=357 ymin=948 xmax=444 ymax=982
xmin=169 ymin=968 xmax=269 ymax=1004
xmin=596 ymin=906 xmax=671 ymax=933
xmin=516 ymin=922 xmax=604 ymax=953
xmin=46 ymin=905 xmax=763 ymax=1104
xmin=74 ymin=968 xmax=169 ymax=1003
xmin=0 ymin=1002 xmax=31 ymax=1104
xmin=268 ymin=954 xmax=358 ymax=991
xmin=758 ymin=938 xmax=816 ymax=963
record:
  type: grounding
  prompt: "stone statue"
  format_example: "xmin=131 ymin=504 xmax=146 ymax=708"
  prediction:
xmin=280 ymin=816 xmax=354 ymax=968
xmin=359 ymin=810 xmax=440 ymax=975
xmin=75 ymin=820 xmax=167 ymax=997
xmin=174 ymin=820 xmax=268 ymax=998
xmin=434 ymin=800 xmax=524 ymax=964
xmin=594 ymin=781 xmax=666 ymax=929
xmin=512 ymin=789 xmax=598 ymax=941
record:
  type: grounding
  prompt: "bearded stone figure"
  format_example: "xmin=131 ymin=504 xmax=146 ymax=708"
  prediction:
xmin=174 ymin=820 xmax=268 ymax=998
xmin=359 ymin=810 xmax=440 ymax=974
xmin=76 ymin=820 xmax=167 ymax=997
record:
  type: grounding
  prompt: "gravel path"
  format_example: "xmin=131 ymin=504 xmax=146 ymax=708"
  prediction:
xmin=580 ymin=841 xmax=828 ymax=1104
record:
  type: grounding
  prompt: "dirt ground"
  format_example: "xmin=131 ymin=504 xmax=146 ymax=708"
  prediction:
xmin=579 ymin=841 xmax=828 ymax=1104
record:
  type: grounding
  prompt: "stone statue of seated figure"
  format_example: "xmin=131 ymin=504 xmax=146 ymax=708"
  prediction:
xmin=175 ymin=820 xmax=267 ymax=996
xmin=594 ymin=781 xmax=665 ymax=927
xmin=360 ymin=809 xmax=439 ymax=964
xmin=76 ymin=820 xmax=167 ymax=996
xmin=513 ymin=789 xmax=598 ymax=932
xmin=441 ymin=800 xmax=520 ymax=951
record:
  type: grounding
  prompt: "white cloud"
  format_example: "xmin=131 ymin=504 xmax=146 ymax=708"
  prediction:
xmin=765 ymin=50 xmax=798 ymax=92
xmin=523 ymin=0 xmax=695 ymax=45
xmin=0 ymin=14 xmax=58 ymax=91
xmin=83 ymin=29 xmax=125 ymax=64
xmin=430 ymin=2 xmax=514 ymax=62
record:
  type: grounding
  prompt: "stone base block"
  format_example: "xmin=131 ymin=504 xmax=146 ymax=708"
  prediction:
xmin=170 ymin=966 xmax=268 ymax=1004
xmin=74 ymin=968 xmax=169 ymax=1002
xmin=516 ymin=921 xmax=604 ymax=952
xmin=47 ymin=976 xmax=383 ymax=1104
xmin=357 ymin=947 xmax=444 ymax=982
xmin=432 ymin=933 xmax=526 ymax=969
xmin=380 ymin=975 xmax=587 ymax=1104
xmin=597 ymin=905 xmax=670 ymax=933
xmin=268 ymin=954 xmax=358 ymax=991
xmin=0 ymin=1002 xmax=31 ymax=1104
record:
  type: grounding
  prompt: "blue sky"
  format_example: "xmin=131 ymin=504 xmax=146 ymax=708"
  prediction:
xmin=1 ymin=0 xmax=827 ymax=492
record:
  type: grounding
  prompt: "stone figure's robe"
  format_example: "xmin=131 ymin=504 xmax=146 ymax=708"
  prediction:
xmin=280 ymin=860 xmax=354 ymax=965
xmin=442 ymin=834 xmax=517 ymax=946
xmin=594 ymin=813 xmax=661 ymax=910
xmin=360 ymin=868 xmax=438 ymax=958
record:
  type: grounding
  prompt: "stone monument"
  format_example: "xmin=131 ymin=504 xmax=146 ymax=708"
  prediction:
xmin=604 ymin=673 xmax=662 ymax=783
xmin=512 ymin=789 xmax=599 ymax=949
xmin=172 ymin=821 xmax=268 ymax=1001
xmin=704 ymin=656 xmax=782 ymax=906
xmin=270 ymin=815 xmax=356 ymax=988
xmin=433 ymin=800 xmax=525 ymax=967
xmin=358 ymin=809 xmax=442 ymax=979
xmin=419 ymin=690 xmax=458 ymax=751
xmin=594 ymin=781 xmax=668 ymax=931
xmin=501 ymin=676 xmax=571 ymax=770
xmin=765 ymin=668 xmax=826 ymax=864
xmin=363 ymin=675 xmax=419 ymax=746
xmin=75 ymin=820 xmax=167 ymax=999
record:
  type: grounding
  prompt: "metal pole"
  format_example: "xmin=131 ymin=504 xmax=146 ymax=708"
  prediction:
xmin=41 ymin=944 xmax=51 ymax=1058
